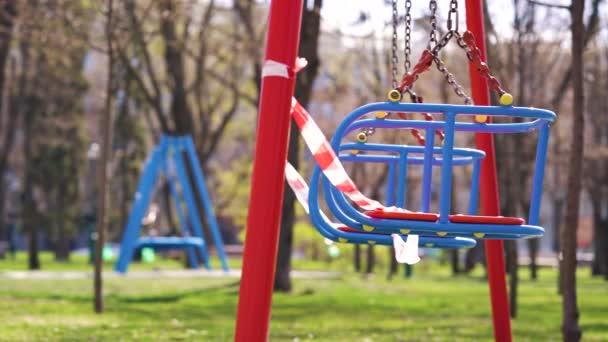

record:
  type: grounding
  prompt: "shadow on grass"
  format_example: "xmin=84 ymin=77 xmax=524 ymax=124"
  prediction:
xmin=112 ymin=280 xmax=240 ymax=304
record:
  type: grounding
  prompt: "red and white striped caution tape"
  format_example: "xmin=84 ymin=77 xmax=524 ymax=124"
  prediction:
xmin=284 ymin=161 xmax=337 ymax=228
xmin=291 ymin=99 xmax=384 ymax=211
xmin=284 ymin=97 xmax=420 ymax=264
xmin=285 ymin=161 xmax=419 ymax=264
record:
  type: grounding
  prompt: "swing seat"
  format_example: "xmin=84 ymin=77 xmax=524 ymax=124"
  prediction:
xmin=134 ymin=236 xmax=205 ymax=250
xmin=448 ymin=214 xmax=525 ymax=225
xmin=365 ymin=208 xmax=439 ymax=221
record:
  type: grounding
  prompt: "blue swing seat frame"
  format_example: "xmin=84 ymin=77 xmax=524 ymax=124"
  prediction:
xmin=310 ymin=101 xmax=554 ymax=240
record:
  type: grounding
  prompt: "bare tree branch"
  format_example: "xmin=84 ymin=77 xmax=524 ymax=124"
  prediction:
xmin=123 ymin=0 xmax=167 ymax=125
xmin=116 ymin=48 xmax=170 ymax=131
xmin=550 ymin=0 xmax=603 ymax=109
xmin=528 ymin=0 xmax=570 ymax=9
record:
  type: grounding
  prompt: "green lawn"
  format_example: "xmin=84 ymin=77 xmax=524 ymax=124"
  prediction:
xmin=0 ymin=255 xmax=606 ymax=341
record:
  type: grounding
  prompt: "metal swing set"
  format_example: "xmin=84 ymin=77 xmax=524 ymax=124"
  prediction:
xmin=236 ymin=1 xmax=556 ymax=341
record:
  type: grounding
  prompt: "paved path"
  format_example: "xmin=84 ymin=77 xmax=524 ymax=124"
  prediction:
xmin=0 ymin=269 xmax=341 ymax=280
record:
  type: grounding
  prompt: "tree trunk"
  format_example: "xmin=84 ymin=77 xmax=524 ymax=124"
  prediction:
xmin=365 ymin=244 xmax=375 ymax=275
xmin=506 ymin=240 xmax=518 ymax=318
xmin=528 ymin=238 xmax=539 ymax=280
xmin=95 ymin=0 xmax=114 ymax=314
xmin=162 ymin=180 xmax=178 ymax=235
xmin=0 ymin=185 xmax=6 ymax=259
xmin=54 ymin=186 xmax=70 ymax=261
xmin=274 ymin=0 xmax=322 ymax=292
xmin=0 ymin=1 xmax=18 ymax=256
xmin=158 ymin=0 xmax=193 ymax=135
xmin=451 ymin=249 xmax=460 ymax=275
xmin=388 ymin=247 xmax=398 ymax=279
xmin=561 ymin=1 xmax=585 ymax=340
xmin=55 ymin=229 xmax=71 ymax=261
xmin=23 ymin=117 xmax=39 ymax=270
xmin=26 ymin=215 xmax=39 ymax=270
xmin=354 ymin=244 xmax=361 ymax=272
xmin=553 ymin=197 xmax=564 ymax=294
xmin=591 ymin=218 xmax=608 ymax=277
xmin=274 ymin=124 xmax=297 ymax=292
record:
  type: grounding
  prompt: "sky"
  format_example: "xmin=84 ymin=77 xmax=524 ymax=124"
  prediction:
xmin=319 ymin=0 xmax=516 ymax=38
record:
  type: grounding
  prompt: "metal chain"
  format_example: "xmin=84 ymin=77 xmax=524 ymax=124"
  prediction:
xmin=447 ymin=0 xmax=459 ymax=32
xmin=361 ymin=0 xmax=399 ymax=139
xmin=432 ymin=55 xmax=473 ymax=104
xmin=391 ymin=0 xmax=399 ymax=89
xmin=428 ymin=0 xmax=438 ymax=51
xmin=403 ymin=0 xmax=412 ymax=74
xmin=430 ymin=30 xmax=454 ymax=56
xmin=429 ymin=0 xmax=472 ymax=105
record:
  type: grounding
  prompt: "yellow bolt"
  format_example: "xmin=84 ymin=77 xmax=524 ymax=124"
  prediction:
xmin=375 ymin=111 xmax=388 ymax=119
xmin=499 ymin=92 xmax=513 ymax=106
xmin=425 ymin=243 xmax=434 ymax=248
xmin=475 ymin=115 xmax=488 ymax=124
xmin=363 ymin=225 xmax=374 ymax=232
xmin=368 ymin=240 xmax=376 ymax=245
xmin=356 ymin=132 xmax=368 ymax=143
xmin=387 ymin=89 xmax=402 ymax=102
xmin=400 ymin=229 xmax=411 ymax=235
xmin=338 ymin=238 xmax=348 ymax=243
xmin=350 ymin=150 xmax=359 ymax=155
xmin=437 ymin=232 xmax=448 ymax=237
xmin=474 ymin=232 xmax=485 ymax=238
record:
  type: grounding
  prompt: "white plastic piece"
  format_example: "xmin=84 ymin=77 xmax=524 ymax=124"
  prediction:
xmin=294 ymin=57 xmax=308 ymax=72
xmin=391 ymin=234 xmax=421 ymax=265
xmin=262 ymin=60 xmax=289 ymax=78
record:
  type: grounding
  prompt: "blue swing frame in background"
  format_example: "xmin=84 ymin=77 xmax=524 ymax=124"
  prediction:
xmin=115 ymin=134 xmax=229 ymax=273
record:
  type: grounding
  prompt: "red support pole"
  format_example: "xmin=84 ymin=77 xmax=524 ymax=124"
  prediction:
xmin=234 ymin=1 xmax=304 ymax=341
xmin=464 ymin=1 xmax=513 ymax=341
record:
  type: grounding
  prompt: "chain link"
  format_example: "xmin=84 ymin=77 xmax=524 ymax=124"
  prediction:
xmin=430 ymin=30 xmax=453 ymax=56
xmin=447 ymin=0 xmax=459 ymax=32
xmin=428 ymin=0 xmax=438 ymax=51
xmin=391 ymin=0 xmax=399 ymax=89
xmin=403 ymin=0 xmax=412 ymax=74
xmin=432 ymin=55 xmax=473 ymax=104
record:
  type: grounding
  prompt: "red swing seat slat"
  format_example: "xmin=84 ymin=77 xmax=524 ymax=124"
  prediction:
xmin=365 ymin=208 xmax=439 ymax=221
xmin=364 ymin=209 xmax=525 ymax=225
xmin=448 ymin=214 xmax=525 ymax=225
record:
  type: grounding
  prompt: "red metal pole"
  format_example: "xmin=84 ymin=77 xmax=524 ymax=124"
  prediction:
xmin=234 ymin=1 xmax=304 ymax=341
xmin=464 ymin=1 xmax=513 ymax=341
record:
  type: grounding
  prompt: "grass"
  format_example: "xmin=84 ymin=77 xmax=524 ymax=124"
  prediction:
xmin=0 ymin=254 xmax=606 ymax=341
xmin=0 ymin=251 xmax=242 ymax=272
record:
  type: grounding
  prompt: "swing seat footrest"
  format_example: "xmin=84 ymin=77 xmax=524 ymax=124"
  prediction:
xmin=134 ymin=237 xmax=205 ymax=249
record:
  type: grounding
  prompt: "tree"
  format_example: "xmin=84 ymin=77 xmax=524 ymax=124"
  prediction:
xmin=9 ymin=0 xmax=92 ymax=268
xmin=584 ymin=46 xmax=608 ymax=279
xmin=274 ymin=0 xmax=323 ymax=292
xmin=114 ymin=0 xmax=248 ymax=164
xmin=561 ymin=0 xmax=585 ymax=340
xmin=94 ymin=0 xmax=115 ymax=314
xmin=111 ymin=0 xmax=256 ymax=253
xmin=0 ymin=0 xmax=18 ymax=256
